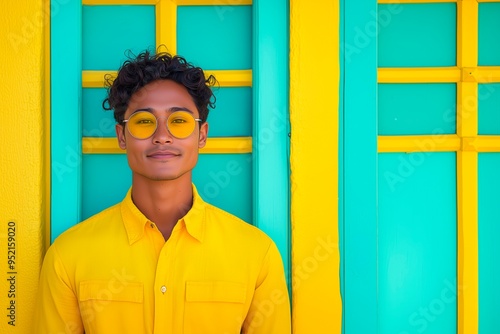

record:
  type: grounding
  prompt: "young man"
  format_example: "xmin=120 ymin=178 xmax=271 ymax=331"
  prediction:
xmin=34 ymin=51 xmax=291 ymax=333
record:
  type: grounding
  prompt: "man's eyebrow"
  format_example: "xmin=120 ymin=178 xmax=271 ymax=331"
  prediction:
xmin=133 ymin=108 xmax=154 ymax=113
xmin=132 ymin=107 xmax=195 ymax=114
xmin=169 ymin=106 xmax=195 ymax=114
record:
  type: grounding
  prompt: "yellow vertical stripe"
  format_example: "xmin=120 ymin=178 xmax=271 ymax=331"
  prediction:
xmin=0 ymin=1 xmax=46 ymax=333
xmin=44 ymin=0 xmax=51 ymax=252
xmin=457 ymin=1 xmax=479 ymax=333
xmin=457 ymin=151 xmax=479 ymax=334
xmin=156 ymin=0 xmax=177 ymax=53
xmin=457 ymin=81 xmax=478 ymax=138
xmin=457 ymin=0 xmax=478 ymax=68
xmin=289 ymin=1 xmax=341 ymax=333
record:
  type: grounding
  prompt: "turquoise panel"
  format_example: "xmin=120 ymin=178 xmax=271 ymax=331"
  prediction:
xmin=82 ymin=154 xmax=252 ymax=224
xmin=82 ymin=5 xmax=156 ymax=70
xmin=51 ymin=0 xmax=82 ymax=241
xmin=342 ymin=0 xmax=378 ymax=331
xmin=478 ymin=84 xmax=500 ymax=135
xmin=478 ymin=3 xmax=500 ymax=66
xmin=83 ymin=88 xmax=116 ymax=138
xmin=82 ymin=155 xmax=131 ymax=220
xmin=378 ymin=3 xmax=456 ymax=67
xmin=478 ymin=153 xmax=500 ymax=334
xmin=378 ymin=84 xmax=456 ymax=135
xmin=209 ymin=87 xmax=252 ymax=137
xmin=252 ymin=0 xmax=290 ymax=287
xmin=177 ymin=6 xmax=252 ymax=70
xmin=193 ymin=154 xmax=252 ymax=224
xmin=378 ymin=152 xmax=457 ymax=334
xmin=339 ymin=0 xmax=346 ymax=328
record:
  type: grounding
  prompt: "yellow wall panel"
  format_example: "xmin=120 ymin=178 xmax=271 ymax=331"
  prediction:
xmin=290 ymin=0 xmax=342 ymax=332
xmin=0 ymin=0 xmax=47 ymax=333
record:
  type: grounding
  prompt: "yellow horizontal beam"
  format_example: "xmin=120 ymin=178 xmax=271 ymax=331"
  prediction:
xmin=82 ymin=71 xmax=112 ymax=88
xmin=477 ymin=67 xmax=500 ymax=83
xmin=83 ymin=0 xmax=158 ymax=4
xmin=82 ymin=70 xmax=252 ymax=88
xmin=464 ymin=136 xmax=500 ymax=152
xmin=177 ymin=0 xmax=251 ymax=4
xmin=201 ymin=136 xmax=252 ymax=153
xmin=82 ymin=137 xmax=252 ymax=154
xmin=379 ymin=0 xmax=455 ymax=3
xmin=207 ymin=69 xmax=252 ymax=87
xmin=378 ymin=135 xmax=461 ymax=152
xmin=378 ymin=135 xmax=500 ymax=153
xmin=83 ymin=0 xmax=251 ymax=5
xmin=378 ymin=67 xmax=461 ymax=83
xmin=379 ymin=67 xmax=500 ymax=84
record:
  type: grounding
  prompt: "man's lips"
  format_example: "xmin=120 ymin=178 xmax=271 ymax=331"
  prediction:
xmin=147 ymin=150 xmax=180 ymax=159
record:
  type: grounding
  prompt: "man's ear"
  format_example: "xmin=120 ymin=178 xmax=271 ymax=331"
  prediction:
xmin=198 ymin=122 xmax=208 ymax=149
xmin=116 ymin=124 xmax=127 ymax=150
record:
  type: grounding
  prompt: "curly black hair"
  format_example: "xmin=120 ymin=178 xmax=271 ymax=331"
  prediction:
xmin=102 ymin=50 xmax=217 ymax=124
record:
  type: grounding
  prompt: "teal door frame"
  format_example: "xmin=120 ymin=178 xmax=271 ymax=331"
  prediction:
xmin=51 ymin=0 xmax=82 ymax=241
xmin=50 ymin=0 xmax=290 ymax=281
xmin=252 ymin=0 xmax=290 ymax=284
xmin=340 ymin=0 xmax=378 ymax=332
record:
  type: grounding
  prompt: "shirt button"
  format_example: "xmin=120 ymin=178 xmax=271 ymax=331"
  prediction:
xmin=160 ymin=285 xmax=167 ymax=294
xmin=150 ymin=223 xmax=155 ymax=228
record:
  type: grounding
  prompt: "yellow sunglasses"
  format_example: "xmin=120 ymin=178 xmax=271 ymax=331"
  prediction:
xmin=122 ymin=111 xmax=202 ymax=139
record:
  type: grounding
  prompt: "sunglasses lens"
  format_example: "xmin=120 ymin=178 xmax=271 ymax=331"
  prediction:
xmin=127 ymin=112 xmax=157 ymax=139
xmin=167 ymin=111 xmax=196 ymax=138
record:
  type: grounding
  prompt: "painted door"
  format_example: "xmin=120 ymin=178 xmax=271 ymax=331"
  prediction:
xmin=342 ymin=0 xmax=500 ymax=333
xmin=50 ymin=0 xmax=290 ymax=281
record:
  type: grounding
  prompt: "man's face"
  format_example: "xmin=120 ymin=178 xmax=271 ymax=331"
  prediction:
xmin=115 ymin=79 xmax=208 ymax=182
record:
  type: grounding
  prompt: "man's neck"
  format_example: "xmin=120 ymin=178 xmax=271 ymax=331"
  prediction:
xmin=130 ymin=174 xmax=193 ymax=240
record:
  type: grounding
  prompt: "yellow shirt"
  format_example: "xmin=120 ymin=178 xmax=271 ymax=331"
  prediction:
xmin=34 ymin=186 xmax=291 ymax=334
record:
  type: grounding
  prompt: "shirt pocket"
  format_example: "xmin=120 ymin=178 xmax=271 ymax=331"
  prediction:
xmin=184 ymin=281 xmax=247 ymax=334
xmin=78 ymin=280 xmax=145 ymax=334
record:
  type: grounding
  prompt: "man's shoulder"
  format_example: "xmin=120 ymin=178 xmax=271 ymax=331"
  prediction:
xmin=53 ymin=203 xmax=122 ymax=247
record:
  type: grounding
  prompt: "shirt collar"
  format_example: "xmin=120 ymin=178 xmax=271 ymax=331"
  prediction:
xmin=120 ymin=184 xmax=206 ymax=245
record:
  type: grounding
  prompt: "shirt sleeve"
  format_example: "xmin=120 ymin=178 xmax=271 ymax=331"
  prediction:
xmin=33 ymin=243 xmax=84 ymax=334
xmin=242 ymin=241 xmax=292 ymax=334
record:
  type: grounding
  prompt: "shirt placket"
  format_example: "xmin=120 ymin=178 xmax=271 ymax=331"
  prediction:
xmin=153 ymin=225 xmax=182 ymax=334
